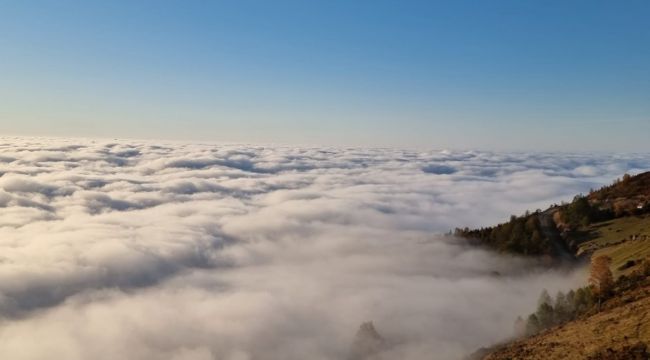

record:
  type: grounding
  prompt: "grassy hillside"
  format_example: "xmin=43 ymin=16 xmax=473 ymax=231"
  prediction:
xmin=475 ymin=171 xmax=650 ymax=359
xmin=578 ymin=215 xmax=650 ymax=276
xmin=475 ymin=216 xmax=650 ymax=359
xmin=482 ymin=278 xmax=650 ymax=360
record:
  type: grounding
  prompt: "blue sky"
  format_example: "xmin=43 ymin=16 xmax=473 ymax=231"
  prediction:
xmin=1 ymin=0 xmax=649 ymax=150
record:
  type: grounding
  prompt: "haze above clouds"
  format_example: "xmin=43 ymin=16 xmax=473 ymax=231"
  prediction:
xmin=0 ymin=137 xmax=648 ymax=360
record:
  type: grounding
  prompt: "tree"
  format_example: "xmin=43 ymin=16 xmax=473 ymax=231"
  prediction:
xmin=525 ymin=216 xmax=539 ymax=232
xmin=514 ymin=316 xmax=526 ymax=338
xmin=535 ymin=289 xmax=555 ymax=328
xmin=525 ymin=314 xmax=540 ymax=336
xmin=589 ymin=255 xmax=614 ymax=297
xmin=537 ymin=289 xmax=552 ymax=307
xmin=554 ymin=291 xmax=570 ymax=323
xmin=536 ymin=302 xmax=554 ymax=329
xmin=574 ymin=287 xmax=587 ymax=313
xmin=584 ymin=286 xmax=595 ymax=309
xmin=507 ymin=221 xmax=526 ymax=253
xmin=527 ymin=230 xmax=543 ymax=255
xmin=563 ymin=195 xmax=594 ymax=227
xmin=573 ymin=286 xmax=594 ymax=315
xmin=566 ymin=289 xmax=576 ymax=315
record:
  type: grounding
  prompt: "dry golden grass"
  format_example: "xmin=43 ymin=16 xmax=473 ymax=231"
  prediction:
xmin=483 ymin=283 xmax=650 ymax=360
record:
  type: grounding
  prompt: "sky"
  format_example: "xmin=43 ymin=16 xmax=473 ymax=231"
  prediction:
xmin=1 ymin=0 xmax=649 ymax=150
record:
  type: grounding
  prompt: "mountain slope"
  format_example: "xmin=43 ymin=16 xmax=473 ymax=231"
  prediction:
xmin=483 ymin=278 xmax=650 ymax=359
xmin=456 ymin=171 xmax=650 ymax=259
xmin=474 ymin=171 xmax=650 ymax=359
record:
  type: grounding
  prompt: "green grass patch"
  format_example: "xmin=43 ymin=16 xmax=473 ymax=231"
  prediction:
xmin=577 ymin=215 xmax=650 ymax=276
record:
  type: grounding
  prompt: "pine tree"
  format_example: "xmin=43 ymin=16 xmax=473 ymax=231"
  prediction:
xmin=566 ymin=289 xmax=576 ymax=316
xmin=525 ymin=314 xmax=540 ymax=336
xmin=554 ymin=291 xmax=569 ymax=323
xmin=536 ymin=302 xmax=554 ymax=329
xmin=574 ymin=287 xmax=587 ymax=314
xmin=537 ymin=289 xmax=552 ymax=307
xmin=586 ymin=286 xmax=595 ymax=307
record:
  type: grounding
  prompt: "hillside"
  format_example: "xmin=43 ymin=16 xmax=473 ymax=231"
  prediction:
xmin=456 ymin=171 xmax=650 ymax=259
xmin=578 ymin=215 xmax=650 ymax=275
xmin=473 ymin=171 xmax=650 ymax=359
xmin=481 ymin=277 xmax=650 ymax=360
xmin=589 ymin=172 xmax=650 ymax=205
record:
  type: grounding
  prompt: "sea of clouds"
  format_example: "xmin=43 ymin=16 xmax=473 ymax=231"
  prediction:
xmin=0 ymin=137 xmax=648 ymax=360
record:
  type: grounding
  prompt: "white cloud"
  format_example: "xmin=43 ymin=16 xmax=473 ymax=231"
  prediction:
xmin=0 ymin=136 xmax=647 ymax=359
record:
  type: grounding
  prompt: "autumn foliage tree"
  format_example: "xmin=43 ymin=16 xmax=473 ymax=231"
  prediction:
xmin=589 ymin=255 xmax=614 ymax=299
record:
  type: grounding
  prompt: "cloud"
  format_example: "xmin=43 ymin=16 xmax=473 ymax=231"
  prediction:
xmin=0 ymin=136 xmax=647 ymax=359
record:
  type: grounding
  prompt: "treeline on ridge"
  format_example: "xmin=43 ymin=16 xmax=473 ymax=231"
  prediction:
xmin=454 ymin=211 xmax=551 ymax=255
xmin=454 ymin=172 xmax=650 ymax=257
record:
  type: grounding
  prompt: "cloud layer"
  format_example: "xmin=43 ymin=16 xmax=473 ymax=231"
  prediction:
xmin=0 ymin=137 xmax=648 ymax=359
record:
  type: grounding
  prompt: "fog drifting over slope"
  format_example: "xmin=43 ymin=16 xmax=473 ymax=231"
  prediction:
xmin=0 ymin=137 xmax=648 ymax=360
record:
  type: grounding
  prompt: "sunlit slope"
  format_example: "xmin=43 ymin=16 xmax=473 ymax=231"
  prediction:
xmin=578 ymin=215 xmax=650 ymax=276
xmin=483 ymin=280 xmax=650 ymax=360
xmin=477 ymin=172 xmax=650 ymax=359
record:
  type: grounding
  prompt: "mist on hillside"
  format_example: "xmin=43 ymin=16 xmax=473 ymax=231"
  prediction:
xmin=0 ymin=138 xmax=648 ymax=360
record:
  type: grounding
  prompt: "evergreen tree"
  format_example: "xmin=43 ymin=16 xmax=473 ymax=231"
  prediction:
xmin=584 ymin=286 xmax=595 ymax=309
xmin=574 ymin=287 xmax=587 ymax=314
xmin=525 ymin=314 xmax=540 ymax=336
xmin=566 ymin=289 xmax=576 ymax=315
xmin=554 ymin=291 xmax=569 ymax=323
xmin=531 ymin=229 xmax=542 ymax=246
xmin=536 ymin=302 xmax=554 ymax=329
xmin=563 ymin=195 xmax=594 ymax=227
xmin=537 ymin=289 xmax=552 ymax=307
